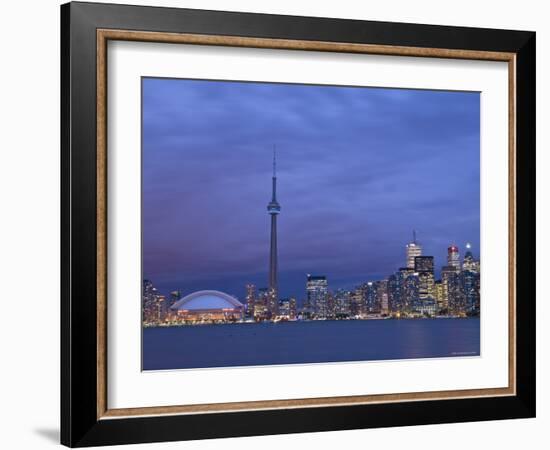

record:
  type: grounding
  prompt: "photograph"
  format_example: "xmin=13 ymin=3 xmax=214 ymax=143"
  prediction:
xmin=141 ymin=77 xmax=481 ymax=371
xmin=55 ymin=2 xmax=537 ymax=446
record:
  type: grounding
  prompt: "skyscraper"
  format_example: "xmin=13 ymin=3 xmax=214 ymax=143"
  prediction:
xmin=415 ymin=256 xmax=435 ymax=305
xmin=278 ymin=298 xmax=291 ymax=316
xmin=255 ymin=288 xmax=269 ymax=320
xmin=267 ymin=150 xmax=281 ymax=316
xmin=306 ymin=275 xmax=328 ymax=318
xmin=350 ymin=287 xmax=364 ymax=317
xmin=402 ymin=272 xmax=420 ymax=313
xmin=434 ymin=280 xmax=445 ymax=311
xmin=376 ymin=280 xmax=389 ymax=314
xmin=460 ymin=270 xmax=480 ymax=315
xmin=245 ymin=284 xmax=256 ymax=318
xmin=143 ymin=279 xmax=164 ymax=324
xmin=387 ymin=273 xmax=402 ymax=314
xmin=463 ymin=243 xmax=480 ymax=273
xmin=461 ymin=243 xmax=480 ymax=316
xmin=289 ymin=297 xmax=297 ymax=320
xmin=414 ymin=256 xmax=434 ymax=273
xmin=447 ymin=245 xmax=461 ymax=270
xmin=365 ymin=281 xmax=382 ymax=314
xmin=334 ymin=289 xmax=351 ymax=317
xmin=441 ymin=265 xmax=459 ymax=311
xmin=142 ymin=279 xmax=155 ymax=323
xmin=406 ymin=230 xmax=422 ymax=269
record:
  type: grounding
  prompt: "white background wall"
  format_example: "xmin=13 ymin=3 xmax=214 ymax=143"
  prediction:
xmin=0 ymin=0 xmax=546 ymax=448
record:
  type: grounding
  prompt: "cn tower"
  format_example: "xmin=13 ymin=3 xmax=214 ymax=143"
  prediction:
xmin=267 ymin=148 xmax=281 ymax=313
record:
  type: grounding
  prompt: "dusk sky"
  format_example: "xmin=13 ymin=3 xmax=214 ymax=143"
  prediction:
xmin=142 ymin=77 xmax=480 ymax=302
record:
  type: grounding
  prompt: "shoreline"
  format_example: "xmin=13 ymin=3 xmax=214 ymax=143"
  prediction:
xmin=143 ymin=315 xmax=479 ymax=329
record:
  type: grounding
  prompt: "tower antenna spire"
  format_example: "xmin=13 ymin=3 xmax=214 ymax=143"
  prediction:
xmin=413 ymin=229 xmax=417 ymax=244
xmin=273 ymin=144 xmax=276 ymax=177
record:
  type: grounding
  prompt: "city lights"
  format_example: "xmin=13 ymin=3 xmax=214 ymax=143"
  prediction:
xmin=143 ymin=155 xmax=480 ymax=327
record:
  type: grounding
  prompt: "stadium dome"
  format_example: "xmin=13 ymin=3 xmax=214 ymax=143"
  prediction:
xmin=170 ymin=290 xmax=244 ymax=322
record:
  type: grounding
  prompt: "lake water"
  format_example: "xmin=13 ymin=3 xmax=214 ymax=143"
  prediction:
xmin=142 ymin=318 xmax=480 ymax=370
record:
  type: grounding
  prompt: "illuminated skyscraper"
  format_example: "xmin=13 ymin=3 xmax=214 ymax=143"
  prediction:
xmin=406 ymin=230 xmax=422 ymax=268
xmin=289 ymin=297 xmax=297 ymax=320
xmin=334 ymin=289 xmax=351 ymax=317
xmin=255 ymin=288 xmax=269 ymax=320
xmin=350 ymin=287 xmax=364 ymax=317
xmin=414 ymin=256 xmax=434 ymax=273
xmin=402 ymin=272 xmax=419 ymax=313
xmin=155 ymin=295 xmax=166 ymax=322
xmin=460 ymin=270 xmax=480 ymax=315
xmin=462 ymin=243 xmax=480 ymax=273
xmin=365 ymin=281 xmax=383 ymax=314
xmin=279 ymin=298 xmax=291 ymax=316
xmin=434 ymin=280 xmax=445 ymax=310
xmin=442 ymin=265 xmax=463 ymax=315
xmin=387 ymin=273 xmax=402 ymax=314
xmin=306 ymin=275 xmax=328 ymax=317
xmin=246 ymin=284 xmax=256 ymax=318
xmin=142 ymin=279 xmax=155 ymax=323
xmin=327 ymin=292 xmax=336 ymax=319
xmin=447 ymin=245 xmax=461 ymax=270
xmin=392 ymin=267 xmax=416 ymax=314
xmin=267 ymin=150 xmax=281 ymax=316
xmin=441 ymin=265 xmax=459 ymax=311
xmin=376 ymin=280 xmax=389 ymax=314
xmin=415 ymin=256 xmax=435 ymax=305
xmin=142 ymin=279 xmax=165 ymax=324
xmin=461 ymin=243 xmax=480 ymax=316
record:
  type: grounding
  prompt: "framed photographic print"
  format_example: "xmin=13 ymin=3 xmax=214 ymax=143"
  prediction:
xmin=61 ymin=1 xmax=536 ymax=447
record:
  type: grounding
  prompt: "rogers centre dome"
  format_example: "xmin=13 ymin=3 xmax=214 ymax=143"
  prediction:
xmin=170 ymin=290 xmax=244 ymax=322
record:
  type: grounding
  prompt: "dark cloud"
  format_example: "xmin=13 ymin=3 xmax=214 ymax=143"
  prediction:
xmin=142 ymin=78 xmax=480 ymax=300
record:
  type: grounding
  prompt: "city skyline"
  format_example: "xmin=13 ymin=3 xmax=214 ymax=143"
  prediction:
xmin=143 ymin=236 xmax=480 ymax=314
xmin=143 ymin=78 xmax=480 ymax=300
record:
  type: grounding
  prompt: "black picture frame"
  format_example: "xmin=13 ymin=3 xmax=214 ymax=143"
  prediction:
xmin=61 ymin=1 xmax=535 ymax=447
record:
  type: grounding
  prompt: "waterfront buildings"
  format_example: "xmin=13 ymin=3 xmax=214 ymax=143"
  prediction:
xmin=415 ymin=256 xmax=436 ymax=312
xmin=143 ymin=279 xmax=155 ymax=322
xmin=279 ymin=298 xmax=290 ymax=317
xmin=434 ymin=280 xmax=445 ymax=311
xmin=334 ymin=289 xmax=352 ymax=317
xmin=279 ymin=297 xmax=298 ymax=320
xmin=306 ymin=275 xmax=329 ymax=318
xmin=143 ymin=163 xmax=481 ymax=326
xmin=170 ymin=290 xmax=244 ymax=323
xmin=246 ymin=284 xmax=256 ymax=318
xmin=289 ymin=297 xmax=297 ymax=319
xmin=364 ymin=283 xmax=376 ymax=314
xmin=143 ymin=237 xmax=480 ymax=326
xmin=350 ymin=287 xmax=363 ymax=317
xmin=402 ymin=272 xmax=419 ymax=313
xmin=376 ymin=280 xmax=389 ymax=314
xmin=385 ymin=243 xmax=479 ymax=318
xmin=141 ymin=155 xmax=480 ymax=325
xmin=441 ymin=265 xmax=458 ymax=311
xmin=143 ymin=279 xmax=167 ymax=323
xmin=387 ymin=273 xmax=401 ymax=314
xmin=255 ymin=288 xmax=269 ymax=320
xmin=461 ymin=269 xmax=480 ymax=315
